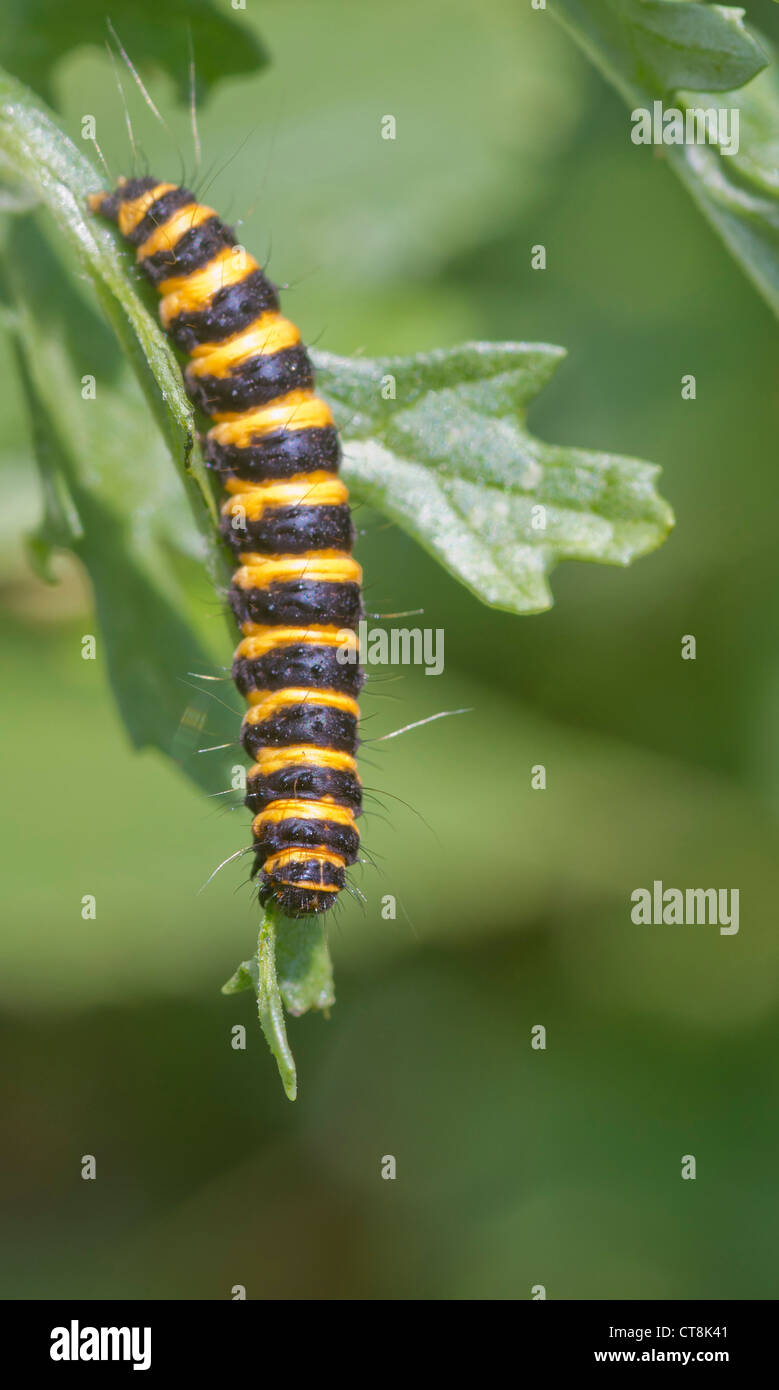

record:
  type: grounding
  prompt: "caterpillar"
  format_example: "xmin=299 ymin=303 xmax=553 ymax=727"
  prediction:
xmin=89 ymin=177 xmax=363 ymax=918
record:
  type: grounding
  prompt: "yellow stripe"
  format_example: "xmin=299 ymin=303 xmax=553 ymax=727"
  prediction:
xmin=207 ymin=390 xmax=333 ymax=441
xmin=117 ymin=183 xmax=178 ymax=237
xmin=136 ymin=202 xmax=216 ymax=261
xmin=276 ymin=879 xmax=340 ymax=892
xmin=235 ymin=625 xmax=355 ymax=659
xmin=253 ymin=799 xmax=354 ymax=830
xmin=243 ymin=686 xmax=358 ymax=722
xmin=159 ymin=247 xmax=259 ymax=326
xmin=244 ymin=692 xmax=361 ymax=722
xmin=186 ymin=314 xmax=301 ymax=379
xmin=222 ymin=475 xmax=347 ymax=524
xmin=275 ymin=879 xmax=340 ymax=891
xmin=190 ymin=313 xmax=300 ymax=361
xmin=224 ymin=471 xmax=340 ymax=497
xmin=233 ymin=553 xmax=362 ymax=590
xmin=263 ymin=847 xmax=346 ymax=874
xmin=248 ymin=744 xmax=358 ymax=776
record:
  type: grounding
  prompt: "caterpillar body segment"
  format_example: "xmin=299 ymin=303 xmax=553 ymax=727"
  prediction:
xmin=89 ymin=177 xmax=363 ymax=916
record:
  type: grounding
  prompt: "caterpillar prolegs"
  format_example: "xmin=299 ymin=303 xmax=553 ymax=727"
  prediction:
xmin=89 ymin=177 xmax=363 ymax=917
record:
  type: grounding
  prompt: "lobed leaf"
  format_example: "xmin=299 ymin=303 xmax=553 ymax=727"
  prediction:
xmin=553 ymin=1 xmax=779 ymax=316
xmin=315 ymin=343 xmax=674 ymax=614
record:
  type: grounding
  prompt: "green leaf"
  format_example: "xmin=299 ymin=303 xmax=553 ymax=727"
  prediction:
xmin=222 ymin=922 xmax=335 ymax=1017
xmin=672 ymin=59 xmax=779 ymax=308
xmin=255 ymin=906 xmax=336 ymax=1101
xmin=0 ymin=59 xmax=674 ymax=1096
xmin=0 ymin=62 xmax=673 ymax=622
xmin=255 ymin=909 xmax=297 ymax=1103
xmin=275 ymin=919 xmax=336 ymax=1017
xmin=222 ymin=906 xmax=314 ymax=1102
xmin=3 ymin=214 xmax=237 ymax=797
xmin=221 ymin=958 xmax=259 ymax=997
xmin=0 ymin=61 xmax=224 ymax=549
xmin=1 ymin=63 xmax=674 ymax=620
xmin=553 ymin=2 xmax=779 ymax=316
xmin=603 ymin=0 xmax=766 ymax=94
xmin=0 ymin=70 xmax=334 ymax=1098
xmin=222 ymin=909 xmax=335 ymax=1101
xmin=1 ymin=0 xmax=268 ymax=107
xmin=11 ymin=344 xmax=84 ymax=581
xmin=314 ymin=343 xmax=674 ymax=614
xmin=0 ymin=58 xmax=243 ymax=787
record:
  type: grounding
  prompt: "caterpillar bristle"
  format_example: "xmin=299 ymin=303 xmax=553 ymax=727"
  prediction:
xmin=91 ymin=178 xmax=363 ymax=917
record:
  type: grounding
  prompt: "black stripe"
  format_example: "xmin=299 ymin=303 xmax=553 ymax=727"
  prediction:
xmin=259 ymin=862 xmax=344 ymax=917
xmin=117 ymin=176 xmax=157 ymax=200
xmin=265 ymin=856 xmax=344 ymax=889
xmin=229 ymin=580 xmax=362 ymax=629
xmin=232 ymin=644 xmax=364 ymax=698
xmin=91 ymin=177 xmax=158 ymax=227
xmin=140 ymin=216 xmax=236 ymax=285
xmin=253 ymin=816 xmax=359 ymax=863
xmin=261 ymin=884 xmax=339 ymax=916
xmin=206 ymin=426 xmax=341 ymax=481
xmin=187 ymin=344 xmax=314 ymax=414
xmin=241 ymin=705 xmax=358 ymax=758
xmin=125 ymin=186 xmax=194 ymax=246
xmin=245 ymin=765 xmax=362 ymax=815
xmin=166 ymin=268 xmax=280 ymax=352
xmin=220 ymin=504 xmax=354 ymax=556
xmin=98 ymin=176 xmax=156 ymax=223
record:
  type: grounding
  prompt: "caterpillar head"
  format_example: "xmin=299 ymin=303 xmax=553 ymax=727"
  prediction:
xmin=87 ymin=175 xmax=158 ymax=222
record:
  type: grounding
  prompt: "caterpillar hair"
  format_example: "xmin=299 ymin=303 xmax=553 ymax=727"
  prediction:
xmin=89 ymin=177 xmax=363 ymax=917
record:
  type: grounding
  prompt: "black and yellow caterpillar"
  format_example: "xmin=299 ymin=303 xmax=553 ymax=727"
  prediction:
xmin=89 ymin=177 xmax=363 ymax=917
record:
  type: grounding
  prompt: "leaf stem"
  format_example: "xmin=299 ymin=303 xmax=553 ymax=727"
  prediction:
xmin=257 ymin=905 xmax=298 ymax=1102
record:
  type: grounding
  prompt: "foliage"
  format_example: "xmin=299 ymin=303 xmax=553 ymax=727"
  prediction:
xmin=554 ymin=1 xmax=779 ymax=315
xmin=0 ymin=33 xmax=675 ymax=1096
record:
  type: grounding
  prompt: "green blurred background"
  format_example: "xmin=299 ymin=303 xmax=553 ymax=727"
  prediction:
xmin=1 ymin=0 xmax=779 ymax=1299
